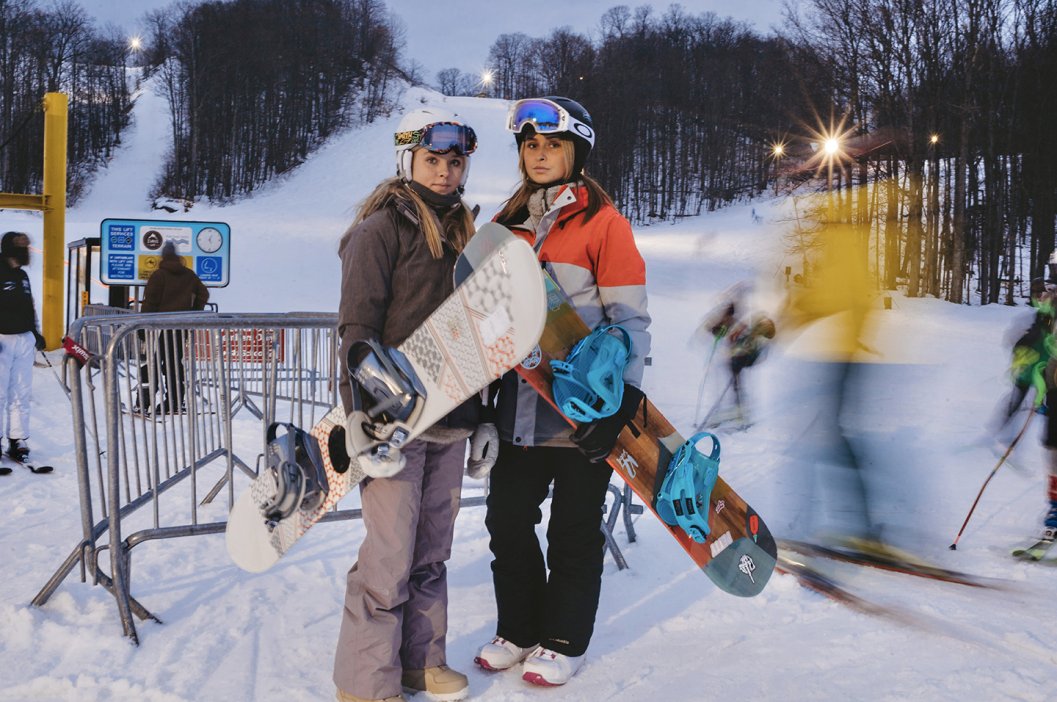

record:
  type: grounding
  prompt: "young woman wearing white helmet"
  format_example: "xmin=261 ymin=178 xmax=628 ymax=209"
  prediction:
xmin=332 ymin=107 xmax=486 ymax=702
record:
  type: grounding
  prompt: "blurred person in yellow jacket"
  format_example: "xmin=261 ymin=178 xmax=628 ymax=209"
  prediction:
xmin=778 ymin=218 xmax=880 ymax=547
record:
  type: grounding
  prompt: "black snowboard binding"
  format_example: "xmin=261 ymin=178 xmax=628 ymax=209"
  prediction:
xmin=259 ymin=422 xmax=329 ymax=529
xmin=344 ymin=339 xmax=427 ymax=476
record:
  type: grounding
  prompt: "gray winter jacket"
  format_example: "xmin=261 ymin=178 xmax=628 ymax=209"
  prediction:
xmin=337 ymin=193 xmax=479 ymax=437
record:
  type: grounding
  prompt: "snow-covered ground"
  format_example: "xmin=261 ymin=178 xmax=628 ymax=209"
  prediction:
xmin=1 ymin=81 xmax=1056 ymax=702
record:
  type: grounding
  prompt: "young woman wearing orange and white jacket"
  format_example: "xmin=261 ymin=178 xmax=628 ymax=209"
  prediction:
xmin=474 ymin=97 xmax=651 ymax=687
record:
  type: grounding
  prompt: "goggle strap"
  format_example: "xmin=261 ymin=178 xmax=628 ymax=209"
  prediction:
xmin=393 ymin=122 xmax=477 ymax=155
xmin=394 ymin=129 xmax=424 ymax=147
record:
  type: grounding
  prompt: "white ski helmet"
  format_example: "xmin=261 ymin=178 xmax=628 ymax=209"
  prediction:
xmin=394 ymin=107 xmax=477 ymax=188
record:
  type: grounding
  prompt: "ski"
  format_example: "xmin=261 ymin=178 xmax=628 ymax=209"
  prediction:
xmin=775 ymin=553 xmax=1019 ymax=651
xmin=694 ymin=377 xmax=734 ymax=431
xmin=1011 ymin=529 xmax=1056 ymax=561
xmin=775 ymin=553 xmax=902 ymax=620
xmin=779 ymin=538 xmax=997 ymax=588
xmin=1 ymin=454 xmax=53 ymax=474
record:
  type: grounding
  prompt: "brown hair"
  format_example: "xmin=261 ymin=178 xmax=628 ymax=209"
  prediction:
xmin=496 ymin=135 xmax=612 ymax=226
xmin=354 ymin=177 xmax=475 ymax=258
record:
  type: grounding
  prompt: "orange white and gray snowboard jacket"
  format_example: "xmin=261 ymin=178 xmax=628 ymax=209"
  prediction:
xmin=495 ymin=183 xmax=652 ymax=447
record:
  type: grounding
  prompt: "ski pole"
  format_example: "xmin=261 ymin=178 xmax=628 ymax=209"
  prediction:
xmin=949 ymin=407 xmax=1036 ymax=550
xmin=38 ymin=350 xmax=71 ymax=399
xmin=693 ymin=335 xmax=722 ymax=426
xmin=697 ymin=376 xmax=734 ymax=431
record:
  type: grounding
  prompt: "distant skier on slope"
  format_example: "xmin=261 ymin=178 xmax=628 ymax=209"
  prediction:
xmin=695 ymin=291 xmax=775 ymax=429
xmin=725 ymin=314 xmax=776 ymax=421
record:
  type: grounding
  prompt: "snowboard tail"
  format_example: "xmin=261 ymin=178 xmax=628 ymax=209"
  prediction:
xmin=226 ymin=235 xmax=547 ymax=572
xmin=460 ymin=224 xmax=777 ymax=597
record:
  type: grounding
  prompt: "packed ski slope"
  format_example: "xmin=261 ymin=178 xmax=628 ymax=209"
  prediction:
xmin=1 ymin=84 xmax=1056 ymax=702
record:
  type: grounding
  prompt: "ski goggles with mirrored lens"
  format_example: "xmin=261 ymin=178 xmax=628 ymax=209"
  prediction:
xmin=394 ymin=122 xmax=477 ymax=155
xmin=506 ymin=99 xmax=594 ymax=146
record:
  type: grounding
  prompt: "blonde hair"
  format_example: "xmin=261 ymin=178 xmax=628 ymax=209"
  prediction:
xmin=354 ymin=177 xmax=475 ymax=258
xmin=496 ymin=136 xmax=612 ymax=226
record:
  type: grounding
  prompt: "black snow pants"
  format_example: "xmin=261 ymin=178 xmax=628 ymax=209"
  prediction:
xmin=485 ymin=441 xmax=613 ymax=657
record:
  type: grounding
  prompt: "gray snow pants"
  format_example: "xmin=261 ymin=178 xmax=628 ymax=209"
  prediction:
xmin=333 ymin=438 xmax=466 ymax=700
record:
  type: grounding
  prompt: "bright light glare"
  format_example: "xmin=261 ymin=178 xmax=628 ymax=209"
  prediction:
xmin=930 ymin=134 xmax=939 ymax=144
xmin=128 ymin=36 xmax=143 ymax=51
xmin=481 ymin=69 xmax=494 ymax=86
xmin=823 ymin=138 xmax=840 ymax=156
xmin=772 ymin=143 xmax=785 ymax=157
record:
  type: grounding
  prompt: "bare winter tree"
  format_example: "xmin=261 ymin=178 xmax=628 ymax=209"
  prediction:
xmin=0 ymin=0 xmax=130 ymax=202
xmin=149 ymin=0 xmax=401 ymax=202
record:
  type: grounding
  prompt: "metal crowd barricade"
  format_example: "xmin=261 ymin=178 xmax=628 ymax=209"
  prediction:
xmin=32 ymin=312 xmax=341 ymax=643
xmin=31 ymin=311 xmax=642 ymax=643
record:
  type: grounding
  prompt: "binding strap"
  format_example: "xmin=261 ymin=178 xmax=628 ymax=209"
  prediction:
xmin=655 ymin=432 xmax=721 ymax=543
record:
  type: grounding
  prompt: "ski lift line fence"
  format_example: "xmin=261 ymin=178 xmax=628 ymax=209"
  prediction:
xmin=32 ymin=311 xmax=642 ymax=644
xmin=32 ymin=312 xmax=344 ymax=643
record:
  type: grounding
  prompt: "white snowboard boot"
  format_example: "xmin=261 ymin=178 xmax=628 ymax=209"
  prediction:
xmin=473 ymin=636 xmax=536 ymax=671
xmin=521 ymin=646 xmax=585 ymax=686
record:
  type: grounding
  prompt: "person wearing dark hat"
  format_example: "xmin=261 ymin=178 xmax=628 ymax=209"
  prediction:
xmin=474 ymin=97 xmax=651 ymax=687
xmin=0 ymin=231 xmax=46 ymax=471
xmin=139 ymin=240 xmax=209 ymax=413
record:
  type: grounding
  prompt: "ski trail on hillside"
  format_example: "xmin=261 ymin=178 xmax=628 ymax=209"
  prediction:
xmin=75 ymin=72 xmax=170 ymax=217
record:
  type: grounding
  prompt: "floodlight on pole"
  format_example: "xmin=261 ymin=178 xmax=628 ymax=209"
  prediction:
xmin=478 ymin=69 xmax=494 ymax=97
xmin=770 ymin=142 xmax=786 ymax=195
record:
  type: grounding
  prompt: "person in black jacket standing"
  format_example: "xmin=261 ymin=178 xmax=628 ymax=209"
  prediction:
xmin=0 ymin=232 xmax=46 ymax=472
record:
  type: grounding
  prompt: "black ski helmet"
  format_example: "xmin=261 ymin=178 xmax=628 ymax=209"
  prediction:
xmin=509 ymin=96 xmax=595 ymax=178
xmin=1 ymin=231 xmax=27 ymax=257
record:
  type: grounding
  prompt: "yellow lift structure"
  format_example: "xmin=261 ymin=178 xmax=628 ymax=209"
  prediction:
xmin=0 ymin=92 xmax=67 ymax=351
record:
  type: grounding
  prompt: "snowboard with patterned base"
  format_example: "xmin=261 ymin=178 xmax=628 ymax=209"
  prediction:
xmin=457 ymin=223 xmax=777 ymax=597
xmin=226 ymin=235 xmax=547 ymax=572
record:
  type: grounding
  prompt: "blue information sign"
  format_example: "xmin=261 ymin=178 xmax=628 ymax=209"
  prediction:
xmin=107 ymin=254 xmax=135 ymax=280
xmin=99 ymin=219 xmax=231 ymax=287
xmin=196 ymin=256 xmax=223 ymax=282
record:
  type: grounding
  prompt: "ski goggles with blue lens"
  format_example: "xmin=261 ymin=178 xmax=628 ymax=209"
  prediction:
xmin=506 ymin=99 xmax=595 ymax=146
xmin=394 ymin=122 xmax=478 ymax=155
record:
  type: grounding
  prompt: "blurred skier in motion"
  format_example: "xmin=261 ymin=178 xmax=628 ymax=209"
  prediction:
xmin=1028 ymin=253 xmax=1057 ymax=550
xmin=777 ymin=215 xmax=881 ymax=549
xmin=696 ymin=292 xmax=775 ymax=429
xmin=985 ymin=254 xmax=1057 ymax=554
xmin=990 ymin=275 xmax=1052 ymax=442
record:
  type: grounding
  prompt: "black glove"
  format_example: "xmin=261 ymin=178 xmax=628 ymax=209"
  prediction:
xmin=570 ymin=384 xmax=645 ymax=463
xmin=33 ymin=331 xmax=46 ymax=351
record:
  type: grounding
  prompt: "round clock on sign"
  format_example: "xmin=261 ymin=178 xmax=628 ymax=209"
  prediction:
xmin=196 ymin=227 xmax=223 ymax=253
